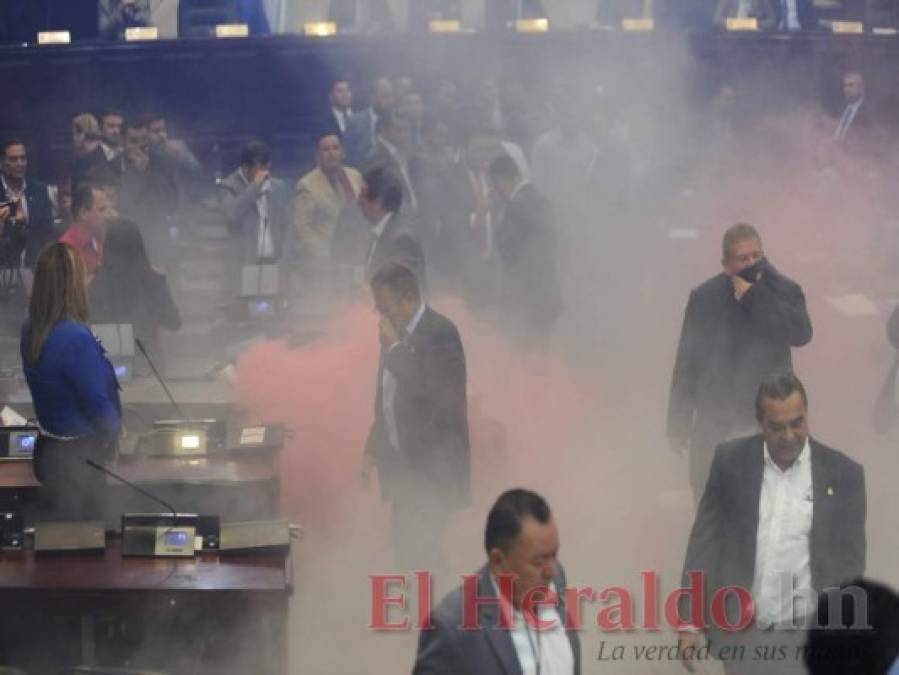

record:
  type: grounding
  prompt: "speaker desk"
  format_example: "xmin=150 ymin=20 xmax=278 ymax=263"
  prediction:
xmin=0 ymin=538 xmax=292 ymax=675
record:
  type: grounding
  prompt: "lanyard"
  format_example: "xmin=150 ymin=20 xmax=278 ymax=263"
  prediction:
xmin=524 ymin=619 xmax=542 ymax=675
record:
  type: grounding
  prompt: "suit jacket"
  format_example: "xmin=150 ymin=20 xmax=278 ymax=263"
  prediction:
xmin=682 ymin=435 xmax=866 ymax=631
xmin=365 ymin=211 xmax=426 ymax=287
xmin=361 ymin=139 xmax=421 ymax=217
xmin=2 ymin=176 xmax=53 ymax=268
xmin=294 ymin=166 xmax=363 ymax=261
xmin=366 ymin=306 xmax=469 ymax=510
xmin=328 ymin=0 xmax=393 ymax=31
xmin=495 ymin=182 xmax=562 ymax=332
xmin=414 ymin=563 xmax=581 ymax=675
xmin=218 ymin=169 xmax=292 ymax=264
xmin=344 ymin=108 xmax=377 ymax=167
xmin=667 ymin=265 xmax=812 ymax=450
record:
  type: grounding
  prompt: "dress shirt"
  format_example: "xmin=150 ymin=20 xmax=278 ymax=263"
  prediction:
xmin=752 ymin=439 xmax=813 ymax=628
xmin=489 ymin=575 xmax=575 ymax=675
xmin=1 ymin=175 xmax=29 ymax=222
xmin=835 ymin=98 xmax=864 ymax=141
xmin=381 ymin=303 xmax=426 ymax=451
xmin=366 ymin=211 xmax=393 ymax=273
xmin=239 ymin=169 xmax=274 ymax=259
xmin=333 ymin=107 xmax=352 ymax=134
xmin=21 ymin=320 xmax=122 ymax=439
xmin=100 ymin=142 xmax=120 ymax=161
xmin=468 ymin=168 xmax=493 ymax=259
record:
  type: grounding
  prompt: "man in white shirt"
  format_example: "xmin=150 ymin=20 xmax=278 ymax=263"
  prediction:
xmin=414 ymin=489 xmax=580 ymax=675
xmin=678 ymin=372 xmax=866 ymax=674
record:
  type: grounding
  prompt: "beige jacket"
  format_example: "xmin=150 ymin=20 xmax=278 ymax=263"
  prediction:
xmin=294 ymin=166 xmax=363 ymax=261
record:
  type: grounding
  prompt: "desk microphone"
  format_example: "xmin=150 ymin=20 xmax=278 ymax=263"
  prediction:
xmin=85 ymin=459 xmax=177 ymax=520
xmin=134 ymin=338 xmax=191 ymax=424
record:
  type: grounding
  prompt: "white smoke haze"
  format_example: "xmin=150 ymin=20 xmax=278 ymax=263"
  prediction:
xmin=224 ymin=14 xmax=899 ymax=675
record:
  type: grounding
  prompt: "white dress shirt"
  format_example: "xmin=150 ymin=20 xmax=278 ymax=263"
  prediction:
xmin=100 ymin=142 xmax=120 ymax=161
xmin=490 ymin=576 xmax=575 ymax=675
xmin=366 ymin=211 xmax=393 ymax=272
xmin=239 ymin=169 xmax=274 ymax=259
xmin=381 ymin=303 xmax=426 ymax=452
xmin=752 ymin=439 xmax=813 ymax=628
xmin=0 ymin=175 xmax=29 ymax=221
xmin=332 ymin=107 xmax=352 ymax=134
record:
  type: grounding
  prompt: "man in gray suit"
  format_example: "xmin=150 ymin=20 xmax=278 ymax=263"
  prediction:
xmin=414 ymin=489 xmax=581 ymax=675
xmin=344 ymin=77 xmax=395 ymax=166
xmin=217 ymin=140 xmax=292 ymax=296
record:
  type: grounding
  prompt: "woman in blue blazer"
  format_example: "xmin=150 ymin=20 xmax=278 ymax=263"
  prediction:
xmin=21 ymin=243 xmax=121 ymax=522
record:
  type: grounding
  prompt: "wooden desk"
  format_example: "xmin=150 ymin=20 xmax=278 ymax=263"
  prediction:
xmin=0 ymin=540 xmax=291 ymax=674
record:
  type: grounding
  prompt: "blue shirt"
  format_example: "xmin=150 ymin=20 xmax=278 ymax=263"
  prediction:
xmin=21 ymin=321 xmax=122 ymax=439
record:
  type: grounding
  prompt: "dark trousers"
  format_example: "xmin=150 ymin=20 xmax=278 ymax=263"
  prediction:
xmin=32 ymin=435 xmax=114 ymax=523
xmin=390 ymin=497 xmax=451 ymax=579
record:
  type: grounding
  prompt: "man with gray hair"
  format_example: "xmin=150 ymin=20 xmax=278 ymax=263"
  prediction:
xmin=668 ymin=223 xmax=812 ymax=499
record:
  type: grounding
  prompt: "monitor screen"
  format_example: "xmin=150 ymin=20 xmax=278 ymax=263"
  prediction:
xmin=164 ymin=530 xmax=189 ymax=547
xmin=8 ymin=431 xmax=36 ymax=457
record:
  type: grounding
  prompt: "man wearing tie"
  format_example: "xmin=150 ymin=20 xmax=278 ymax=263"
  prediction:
xmin=834 ymin=71 xmax=871 ymax=146
xmin=294 ymin=132 xmax=363 ymax=292
xmin=362 ymin=262 xmax=468 ymax=573
xmin=327 ymin=79 xmax=354 ymax=137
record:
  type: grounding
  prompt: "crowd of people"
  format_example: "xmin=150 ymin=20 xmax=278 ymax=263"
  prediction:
xmin=4 ymin=51 xmax=899 ymax=674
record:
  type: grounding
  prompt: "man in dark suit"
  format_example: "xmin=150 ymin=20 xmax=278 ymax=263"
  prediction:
xmin=362 ymin=110 xmax=420 ymax=218
xmin=359 ymin=166 xmax=425 ymax=287
xmin=328 ymin=0 xmax=393 ymax=33
xmin=0 ymin=139 xmax=53 ymax=270
xmin=325 ymin=79 xmax=354 ymax=137
xmin=344 ymin=77 xmax=395 ymax=166
xmin=414 ymin=489 xmax=580 ymax=674
xmin=834 ymin=71 xmax=878 ymax=150
xmin=678 ymin=372 xmax=866 ymax=674
xmin=362 ymin=262 xmax=468 ymax=573
xmin=668 ymin=223 xmax=812 ymax=500
xmin=490 ymin=153 xmax=561 ymax=348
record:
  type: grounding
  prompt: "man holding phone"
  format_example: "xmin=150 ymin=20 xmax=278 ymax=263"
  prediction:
xmin=667 ymin=223 xmax=813 ymax=500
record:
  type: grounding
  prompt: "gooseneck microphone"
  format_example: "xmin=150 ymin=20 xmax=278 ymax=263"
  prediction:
xmin=134 ymin=337 xmax=191 ymax=424
xmin=85 ymin=459 xmax=178 ymax=520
